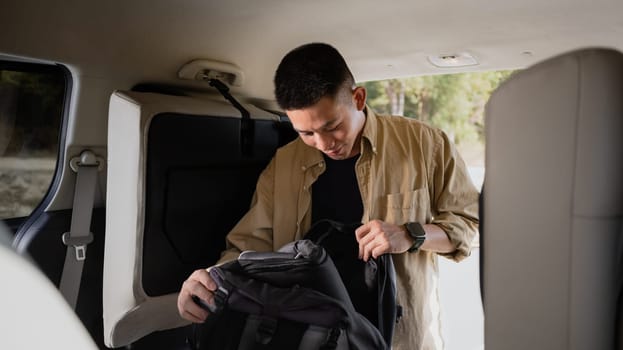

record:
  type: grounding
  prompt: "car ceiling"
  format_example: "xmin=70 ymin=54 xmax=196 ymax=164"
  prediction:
xmin=1 ymin=0 xmax=622 ymax=100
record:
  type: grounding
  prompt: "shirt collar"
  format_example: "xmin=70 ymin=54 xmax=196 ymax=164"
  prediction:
xmin=299 ymin=141 xmax=324 ymax=170
xmin=360 ymin=105 xmax=379 ymax=155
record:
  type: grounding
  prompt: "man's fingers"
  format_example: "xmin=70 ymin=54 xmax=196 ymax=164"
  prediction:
xmin=356 ymin=223 xmax=376 ymax=259
xmin=189 ymin=269 xmax=217 ymax=291
xmin=362 ymin=235 xmax=377 ymax=261
xmin=357 ymin=220 xmax=413 ymax=259
xmin=178 ymin=268 xmax=218 ymax=323
xmin=181 ymin=301 xmax=209 ymax=323
xmin=178 ymin=288 xmax=211 ymax=323
xmin=362 ymin=231 xmax=392 ymax=261
xmin=354 ymin=224 xmax=370 ymax=242
xmin=359 ymin=234 xmax=373 ymax=259
xmin=371 ymin=240 xmax=390 ymax=259
xmin=181 ymin=278 xmax=209 ymax=301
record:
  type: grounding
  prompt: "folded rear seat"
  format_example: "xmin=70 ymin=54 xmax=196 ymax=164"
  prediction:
xmin=103 ymin=90 xmax=296 ymax=348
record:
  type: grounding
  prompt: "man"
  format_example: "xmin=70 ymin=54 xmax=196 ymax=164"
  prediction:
xmin=177 ymin=43 xmax=479 ymax=349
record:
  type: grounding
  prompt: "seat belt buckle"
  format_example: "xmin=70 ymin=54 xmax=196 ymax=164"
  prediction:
xmin=75 ymin=245 xmax=87 ymax=261
xmin=62 ymin=232 xmax=94 ymax=261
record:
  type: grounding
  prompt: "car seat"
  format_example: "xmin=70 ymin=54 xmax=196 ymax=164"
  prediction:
xmin=483 ymin=48 xmax=623 ymax=349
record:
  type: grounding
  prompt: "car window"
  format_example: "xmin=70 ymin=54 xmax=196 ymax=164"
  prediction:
xmin=0 ymin=62 xmax=67 ymax=220
xmin=363 ymin=70 xmax=513 ymax=190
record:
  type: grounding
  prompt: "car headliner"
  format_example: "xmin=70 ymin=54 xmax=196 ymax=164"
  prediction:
xmin=1 ymin=0 xmax=622 ymax=100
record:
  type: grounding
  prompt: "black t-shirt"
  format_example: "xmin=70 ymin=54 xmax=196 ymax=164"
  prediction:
xmin=311 ymin=154 xmax=364 ymax=224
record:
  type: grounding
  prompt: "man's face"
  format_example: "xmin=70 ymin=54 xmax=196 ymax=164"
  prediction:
xmin=286 ymin=87 xmax=366 ymax=160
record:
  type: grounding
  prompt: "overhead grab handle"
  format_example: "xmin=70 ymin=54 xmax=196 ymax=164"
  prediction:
xmin=178 ymin=59 xmax=253 ymax=155
xmin=177 ymin=59 xmax=245 ymax=87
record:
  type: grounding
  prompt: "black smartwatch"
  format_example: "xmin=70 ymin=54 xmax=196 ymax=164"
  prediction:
xmin=403 ymin=222 xmax=426 ymax=253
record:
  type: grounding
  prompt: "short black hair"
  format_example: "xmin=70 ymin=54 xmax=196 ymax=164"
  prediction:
xmin=274 ymin=43 xmax=355 ymax=110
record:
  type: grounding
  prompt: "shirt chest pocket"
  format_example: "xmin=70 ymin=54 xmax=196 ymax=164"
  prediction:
xmin=379 ymin=188 xmax=431 ymax=224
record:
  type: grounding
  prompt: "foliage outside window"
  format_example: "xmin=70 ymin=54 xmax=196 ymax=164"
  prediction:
xmin=0 ymin=64 xmax=66 ymax=219
xmin=363 ymin=70 xmax=513 ymax=176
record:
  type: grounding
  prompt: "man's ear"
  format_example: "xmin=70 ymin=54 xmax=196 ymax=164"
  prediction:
xmin=353 ymin=86 xmax=367 ymax=111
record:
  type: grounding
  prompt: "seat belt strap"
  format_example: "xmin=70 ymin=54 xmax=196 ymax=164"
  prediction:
xmin=59 ymin=150 xmax=102 ymax=308
xmin=208 ymin=78 xmax=255 ymax=156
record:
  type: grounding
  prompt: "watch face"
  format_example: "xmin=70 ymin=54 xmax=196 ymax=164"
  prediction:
xmin=404 ymin=222 xmax=425 ymax=253
xmin=407 ymin=222 xmax=426 ymax=238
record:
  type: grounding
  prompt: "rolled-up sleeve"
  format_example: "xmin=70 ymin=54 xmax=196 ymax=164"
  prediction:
xmin=429 ymin=129 xmax=479 ymax=262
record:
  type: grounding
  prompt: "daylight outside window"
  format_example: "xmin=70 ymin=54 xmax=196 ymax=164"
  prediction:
xmin=363 ymin=70 xmax=513 ymax=191
xmin=0 ymin=63 xmax=66 ymax=223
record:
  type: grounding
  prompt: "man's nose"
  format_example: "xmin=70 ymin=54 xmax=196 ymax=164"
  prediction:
xmin=314 ymin=133 xmax=334 ymax=151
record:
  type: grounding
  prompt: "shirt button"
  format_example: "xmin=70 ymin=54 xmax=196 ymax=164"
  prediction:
xmin=301 ymin=166 xmax=306 ymax=171
xmin=318 ymin=162 xmax=324 ymax=168
xmin=303 ymin=185 xmax=307 ymax=190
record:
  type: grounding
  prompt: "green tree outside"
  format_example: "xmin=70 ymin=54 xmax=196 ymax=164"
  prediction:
xmin=363 ymin=70 xmax=513 ymax=166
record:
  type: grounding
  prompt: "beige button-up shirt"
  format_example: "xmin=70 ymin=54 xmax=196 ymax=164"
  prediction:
xmin=218 ymin=107 xmax=479 ymax=349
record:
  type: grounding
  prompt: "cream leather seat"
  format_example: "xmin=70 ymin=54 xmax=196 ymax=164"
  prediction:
xmin=103 ymin=90 xmax=295 ymax=348
xmin=0 ymin=223 xmax=97 ymax=349
xmin=483 ymin=48 xmax=623 ymax=349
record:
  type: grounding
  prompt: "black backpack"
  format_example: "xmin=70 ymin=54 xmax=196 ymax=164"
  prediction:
xmin=190 ymin=239 xmax=387 ymax=350
xmin=303 ymin=220 xmax=399 ymax=346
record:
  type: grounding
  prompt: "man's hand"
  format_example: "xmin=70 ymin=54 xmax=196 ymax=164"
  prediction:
xmin=355 ymin=220 xmax=412 ymax=261
xmin=177 ymin=268 xmax=217 ymax=323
